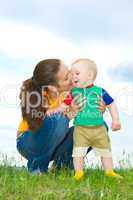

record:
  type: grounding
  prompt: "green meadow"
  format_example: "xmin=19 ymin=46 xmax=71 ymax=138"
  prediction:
xmin=0 ymin=165 xmax=133 ymax=200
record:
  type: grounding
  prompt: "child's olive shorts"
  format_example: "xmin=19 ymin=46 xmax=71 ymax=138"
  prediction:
xmin=72 ymin=125 xmax=112 ymax=158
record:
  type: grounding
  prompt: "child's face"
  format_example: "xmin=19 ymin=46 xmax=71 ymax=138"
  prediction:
xmin=71 ymin=62 xmax=93 ymax=88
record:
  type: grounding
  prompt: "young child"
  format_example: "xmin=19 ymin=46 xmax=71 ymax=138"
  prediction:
xmin=70 ymin=58 xmax=122 ymax=180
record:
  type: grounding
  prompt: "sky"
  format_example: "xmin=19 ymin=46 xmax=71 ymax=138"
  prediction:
xmin=0 ymin=0 xmax=133 ymax=167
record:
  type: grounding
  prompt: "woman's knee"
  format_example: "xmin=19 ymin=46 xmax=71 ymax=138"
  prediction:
xmin=16 ymin=132 xmax=35 ymax=159
xmin=16 ymin=136 xmax=28 ymax=158
xmin=42 ymin=113 xmax=69 ymax=134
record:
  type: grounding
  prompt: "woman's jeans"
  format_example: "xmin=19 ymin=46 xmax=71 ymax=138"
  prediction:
xmin=16 ymin=112 xmax=108 ymax=173
xmin=16 ymin=113 xmax=74 ymax=173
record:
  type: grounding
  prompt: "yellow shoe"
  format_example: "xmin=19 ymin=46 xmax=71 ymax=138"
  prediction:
xmin=74 ymin=171 xmax=84 ymax=181
xmin=105 ymin=170 xmax=123 ymax=179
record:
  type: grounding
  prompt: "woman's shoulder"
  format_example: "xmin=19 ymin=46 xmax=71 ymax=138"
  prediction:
xmin=18 ymin=119 xmax=29 ymax=133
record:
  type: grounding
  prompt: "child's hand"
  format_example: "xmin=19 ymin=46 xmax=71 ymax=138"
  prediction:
xmin=111 ymin=120 xmax=121 ymax=131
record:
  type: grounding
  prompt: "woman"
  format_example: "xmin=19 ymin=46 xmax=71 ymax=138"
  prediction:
xmin=16 ymin=59 xmax=105 ymax=173
xmin=17 ymin=59 xmax=86 ymax=173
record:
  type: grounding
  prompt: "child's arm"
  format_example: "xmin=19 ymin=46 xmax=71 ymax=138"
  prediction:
xmin=102 ymin=88 xmax=121 ymax=131
xmin=107 ymin=102 xmax=121 ymax=131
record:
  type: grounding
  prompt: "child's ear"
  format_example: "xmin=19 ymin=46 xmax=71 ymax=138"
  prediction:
xmin=88 ymin=71 xmax=94 ymax=80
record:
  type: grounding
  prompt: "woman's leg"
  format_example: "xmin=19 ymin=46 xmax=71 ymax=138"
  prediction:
xmin=17 ymin=113 xmax=70 ymax=173
xmin=51 ymin=126 xmax=74 ymax=169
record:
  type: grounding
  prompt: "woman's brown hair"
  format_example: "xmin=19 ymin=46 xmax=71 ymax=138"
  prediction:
xmin=20 ymin=59 xmax=61 ymax=131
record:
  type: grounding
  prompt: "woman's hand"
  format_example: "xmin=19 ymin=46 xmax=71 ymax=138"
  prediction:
xmin=65 ymin=94 xmax=87 ymax=120
xmin=71 ymin=94 xmax=87 ymax=113
xmin=96 ymin=99 xmax=106 ymax=113
xmin=46 ymin=103 xmax=67 ymax=116
xmin=46 ymin=109 xmax=57 ymax=116
xmin=45 ymin=94 xmax=86 ymax=119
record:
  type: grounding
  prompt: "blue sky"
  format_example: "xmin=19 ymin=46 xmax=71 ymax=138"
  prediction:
xmin=108 ymin=61 xmax=133 ymax=82
xmin=0 ymin=0 xmax=133 ymax=165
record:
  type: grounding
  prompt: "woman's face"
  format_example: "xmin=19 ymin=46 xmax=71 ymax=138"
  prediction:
xmin=56 ymin=61 xmax=72 ymax=92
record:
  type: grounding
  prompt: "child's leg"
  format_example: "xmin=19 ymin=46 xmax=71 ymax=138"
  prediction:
xmin=72 ymin=126 xmax=89 ymax=180
xmin=73 ymin=156 xmax=84 ymax=180
xmin=93 ymin=125 xmax=123 ymax=178
xmin=73 ymin=157 xmax=84 ymax=171
xmin=101 ymin=157 xmax=123 ymax=178
xmin=101 ymin=156 xmax=113 ymax=169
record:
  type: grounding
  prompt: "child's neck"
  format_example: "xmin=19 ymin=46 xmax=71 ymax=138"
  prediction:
xmin=84 ymin=81 xmax=94 ymax=87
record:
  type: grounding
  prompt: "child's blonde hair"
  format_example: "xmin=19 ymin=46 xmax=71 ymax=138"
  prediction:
xmin=72 ymin=58 xmax=97 ymax=80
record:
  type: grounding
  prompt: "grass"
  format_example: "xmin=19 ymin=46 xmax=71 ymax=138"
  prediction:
xmin=0 ymin=165 xmax=133 ymax=200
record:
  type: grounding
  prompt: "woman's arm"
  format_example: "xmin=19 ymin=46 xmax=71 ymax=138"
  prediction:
xmin=64 ymin=94 xmax=87 ymax=120
xmin=96 ymin=100 xmax=106 ymax=113
xmin=46 ymin=94 xmax=86 ymax=120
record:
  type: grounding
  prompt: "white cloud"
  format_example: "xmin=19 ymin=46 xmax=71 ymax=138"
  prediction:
xmin=1 ymin=0 xmax=133 ymax=45
xmin=0 ymin=20 xmax=81 ymax=62
xmin=0 ymin=23 xmax=131 ymax=70
xmin=0 ymin=20 xmax=133 ymax=130
xmin=0 ymin=20 xmax=133 ymax=163
xmin=1 ymin=20 xmax=133 ymax=67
